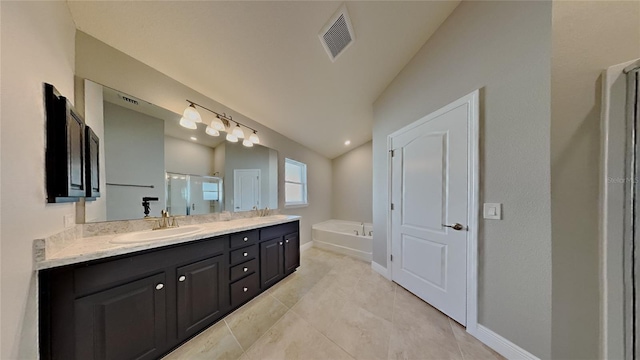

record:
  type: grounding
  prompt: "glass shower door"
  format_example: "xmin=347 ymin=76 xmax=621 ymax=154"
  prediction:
xmin=166 ymin=173 xmax=223 ymax=215
xmin=166 ymin=173 xmax=189 ymax=216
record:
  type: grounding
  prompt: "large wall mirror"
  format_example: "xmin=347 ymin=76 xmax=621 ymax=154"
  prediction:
xmin=83 ymin=80 xmax=278 ymax=222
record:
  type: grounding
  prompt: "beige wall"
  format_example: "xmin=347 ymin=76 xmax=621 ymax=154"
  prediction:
xmin=372 ymin=1 xmax=552 ymax=357
xmin=332 ymin=141 xmax=373 ymax=223
xmin=75 ymin=31 xmax=332 ymax=245
xmin=164 ymin=136 xmax=216 ymax=176
xmin=550 ymin=1 xmax=640 ymax=358
xmin=0 ymin=1 xmax=76 ymax=358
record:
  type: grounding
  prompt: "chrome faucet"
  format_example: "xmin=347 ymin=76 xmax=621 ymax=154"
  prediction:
xmin=361 ymin=222 xmax=365 ymax=237
xmin=353 ymin=230 xmax=359 ymax=236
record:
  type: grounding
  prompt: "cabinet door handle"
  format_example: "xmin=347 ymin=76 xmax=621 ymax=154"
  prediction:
xmin=243 ymin=252 xmax=248 ymax=257
xmin=156 ymin=283 xmax=164 ymax=290
xmin=243 ymin=287 xmax=248 ymax=292
xmin=243 ymin=267 xmax=248 ymax=272
xmin=178 ymin=275 xmax=186 ymax=282
xmin=286 ymin=240 xmax=289 ymax=243
xmin=279 ymin=242 xmax=283 ymax=245
xmin=243 ymin=237 xmax=248 ymax=241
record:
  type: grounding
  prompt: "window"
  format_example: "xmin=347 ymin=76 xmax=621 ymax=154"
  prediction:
xmin=202 ymin=181 xmax=219 ymax=201
xmin=285 ymin=158 xmax=307 ymax=207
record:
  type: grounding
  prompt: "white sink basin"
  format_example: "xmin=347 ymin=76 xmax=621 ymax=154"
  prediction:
xmin=110 ymin=225 xmax=204 ymax=244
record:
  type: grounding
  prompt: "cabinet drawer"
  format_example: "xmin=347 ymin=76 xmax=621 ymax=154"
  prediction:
xmin=229 ymin=230 xmax=258 ymax=249
xmin=230 ymin=258 xmax=258 ymax=282
xmin=259 ymin=221 xmax=298 ymax=241
xmin=229 ymin=244 xmax=258 ymax=266
xmin=230 ymin=273 xmax=259 ymax=308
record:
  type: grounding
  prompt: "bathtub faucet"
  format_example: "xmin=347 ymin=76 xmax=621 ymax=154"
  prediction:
xmin=361 ymin=222 xmax=365 ymax=237
xmin=353 ymin=230 xmax=359 ymax=236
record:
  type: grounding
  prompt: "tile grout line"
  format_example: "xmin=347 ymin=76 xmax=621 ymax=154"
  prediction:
xmin=242 ymin=302 xmax=293 ymax=356
xmin=223 ymin=318 xmax=247 ymax=355
xmin=299 ymin=258 xmax=356 ymax=360
xmin=240 ymin=257 xmax=331 ymax=357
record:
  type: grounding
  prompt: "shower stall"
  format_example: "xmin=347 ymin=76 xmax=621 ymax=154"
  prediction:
xmin=166 ymin=172 xmax=223 ymax=215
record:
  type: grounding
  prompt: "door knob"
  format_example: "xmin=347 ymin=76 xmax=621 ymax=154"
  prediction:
xmin=156 ymin=283 xmax=164 ymax=290
xmin=178 ymin=275 xmax=186 ymax=282
xmin=443 ymin=223 xmax=465 ymax=231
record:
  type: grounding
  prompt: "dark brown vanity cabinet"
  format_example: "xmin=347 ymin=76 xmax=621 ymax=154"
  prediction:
xmin=259 ymin=222 xmax=300 ymax=290
xmin=260 ymin=237 xmax=285 ymax=289
xmin=75 ymin=273 xmax=167 ymax=360
xmin=284 ymin=233 xmax=300 ymax=273
xmin=39 ymin=221 xmax=299 ymax=360
xmin=176 ymin=255 xmax=225 ymax=340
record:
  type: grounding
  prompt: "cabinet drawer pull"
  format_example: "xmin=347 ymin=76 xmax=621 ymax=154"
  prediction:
xmin=243 ymin=287 xmax=248 ymax=292
xmin=156 ymin=283 xmax=164 ymax=290
xmin=243 ymin=237 xmax=248 ymax=241
xmin=243 ymin=252 xmax=248 ymax=257
xmin=243 ymin=267 xmax=248 ymax=272
xmin=279 ymin=242 xmax=283 ymax=245
xmin=178 ymin=275 xmax=186 ymax=282
xmin=286 ymin=240 xmax=289 ymax=243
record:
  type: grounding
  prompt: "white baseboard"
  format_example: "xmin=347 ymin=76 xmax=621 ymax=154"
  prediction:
xmin=468 ymin=324 xmax=539 ymax=360
xmin=300 ymin=241 xmax=314 ymax=253
xmin=371 ymin=261 xmax=390 ymax=279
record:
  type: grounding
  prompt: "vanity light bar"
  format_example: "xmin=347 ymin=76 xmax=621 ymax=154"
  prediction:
xmin=181 ymin=100 xmax=260 ymax=146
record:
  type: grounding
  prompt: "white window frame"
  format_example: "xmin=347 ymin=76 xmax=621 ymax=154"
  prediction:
xmin=284 ymin=158 xmax=308 ymax=208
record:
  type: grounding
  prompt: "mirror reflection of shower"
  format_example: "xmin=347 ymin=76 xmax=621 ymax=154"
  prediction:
xmin=166 ymin=172 xmax=223 ymax=215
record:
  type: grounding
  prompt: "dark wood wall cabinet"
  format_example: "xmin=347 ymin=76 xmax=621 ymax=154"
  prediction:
xmin=39 ymin=220 xmax=300 ymax=360
xmin=44 ymin=83 xmax=101 ymax=203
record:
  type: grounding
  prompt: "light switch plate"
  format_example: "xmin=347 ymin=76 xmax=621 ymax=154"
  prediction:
xmin=483 ymin=203 xmax=502 ymax=220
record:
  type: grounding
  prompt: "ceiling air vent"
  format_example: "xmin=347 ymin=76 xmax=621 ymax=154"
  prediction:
xmin=120 ymin=94 xmax=139 ymax=106
xmin=319 ymin=5 xmax=355 ymax=62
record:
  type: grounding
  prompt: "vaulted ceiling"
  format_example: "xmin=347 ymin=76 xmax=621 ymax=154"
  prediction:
xmin=67 ymin=1 xmax=460 ymax=159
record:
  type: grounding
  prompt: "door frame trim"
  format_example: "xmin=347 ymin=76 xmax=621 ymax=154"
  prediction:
xmin=386 ymin=89 xmax=480 ymax=331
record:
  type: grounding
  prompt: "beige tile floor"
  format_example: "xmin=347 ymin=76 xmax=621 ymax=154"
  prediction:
xmin=164 ymin=247 xmax=504 ymax=360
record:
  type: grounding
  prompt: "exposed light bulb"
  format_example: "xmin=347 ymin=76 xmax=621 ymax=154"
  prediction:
xmin=242 ymin=139 xmax=254 ymax=147
xmin=226 ymin=133 xmax=238 ymax=142
xmin=249 ymin=132 xmax=260 ymax=144
xmin=211 ymin=116 xmax=225 ymax=131
xmin=182 ymin=104 xmax=202 ymax=123
xmin=232 ymin=124 xmax=245 ymax=139
xmin=205 ymin=126 xmax=220 ymax=137
xmin=179 ymin=117 xmax=197 ymax=129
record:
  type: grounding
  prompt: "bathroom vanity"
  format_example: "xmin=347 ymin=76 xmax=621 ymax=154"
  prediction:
xmin=37 ymin=216 xmax=300 ymax=360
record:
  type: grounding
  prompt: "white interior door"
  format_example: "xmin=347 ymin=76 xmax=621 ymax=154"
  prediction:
xmin=234 ymin=169 xmax=260 ymax=212
xmin=390 ymin=95 xmax=474 ymax=325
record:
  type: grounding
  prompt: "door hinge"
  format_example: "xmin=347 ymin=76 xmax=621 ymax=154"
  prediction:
xmin=390 ymin=254 xmax=393 ymax=262
xmin=391 ymin=203 xmax=395 ymax=210
xmin=389 ymin=149 xmax=395 ymax=157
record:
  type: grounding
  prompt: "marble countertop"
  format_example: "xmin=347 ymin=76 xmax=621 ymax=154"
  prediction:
xmin=35 ymin=215 xmax=301 ymax=270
